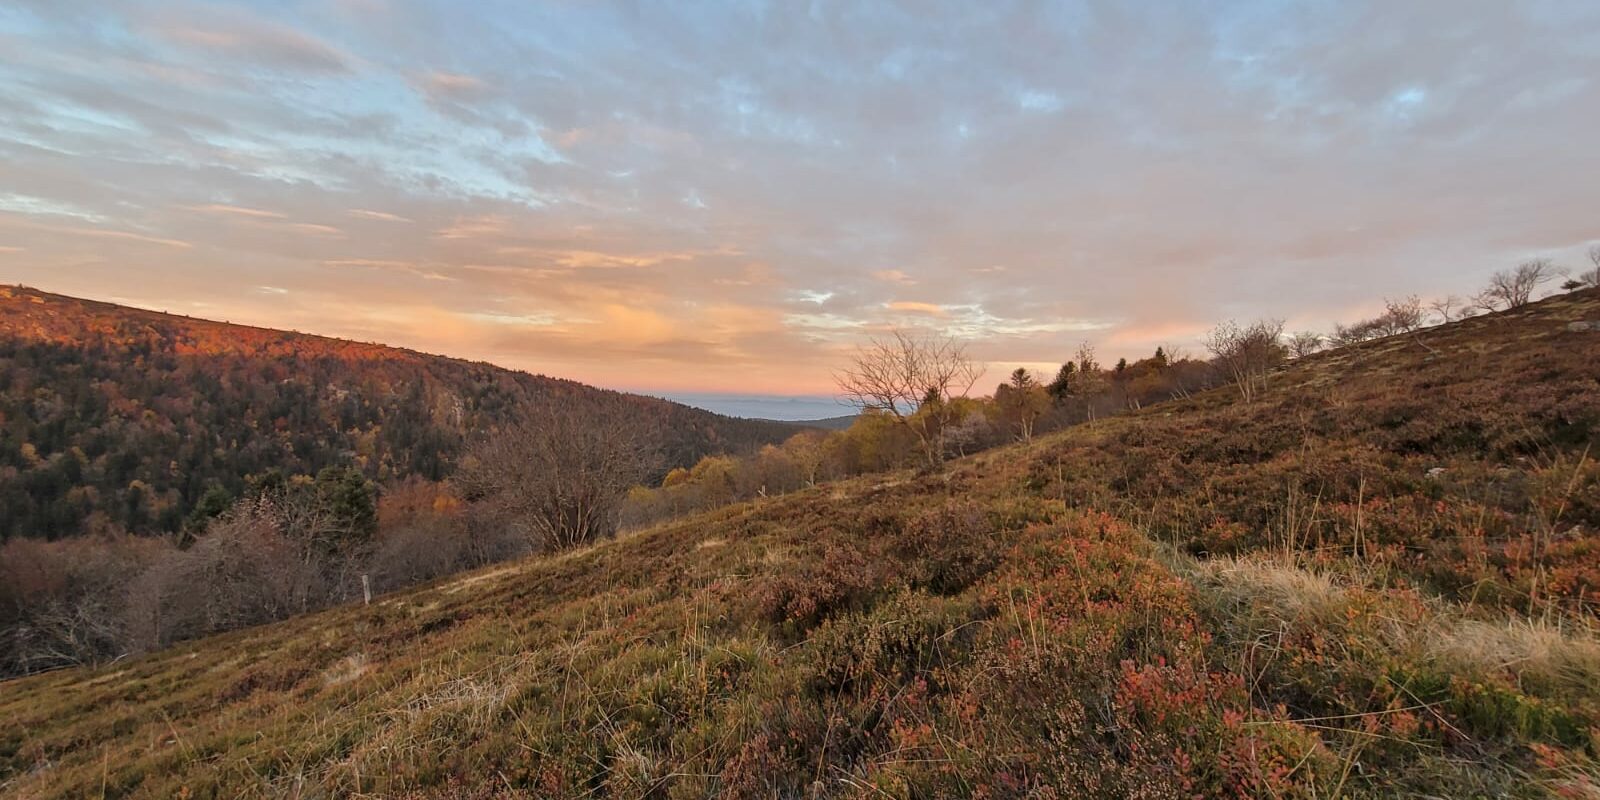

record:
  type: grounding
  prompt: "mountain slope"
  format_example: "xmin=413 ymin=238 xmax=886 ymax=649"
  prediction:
xmin=780 ymin=414 xmax=858 ymax=430
xmin=3 ymin=290 xmax=1599 ymax=798
xmin=0 ymin=286 xmax=805 ymax=540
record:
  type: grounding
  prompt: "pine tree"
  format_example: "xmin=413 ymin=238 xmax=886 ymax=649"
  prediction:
xmin=1047 ymin=361 xmax=1076 ymax=403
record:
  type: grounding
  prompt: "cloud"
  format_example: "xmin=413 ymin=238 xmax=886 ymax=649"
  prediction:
xmin=3 ymin=1 xmax=1598 ymax=394
xmin=418 ymin=71 xmax=485 ymax=99
xmin=285 ymin=223 xmax=344 ymax=237
xmin=346 ymin=209 xmax=411 ymax=223
xmin=0 ymin=214 xmax=191 ymax=249
xmin=146 ymin=9 xmax=352 ymax=73
xmin=886 ymin=301 xmax=946 ymax=315
xmin=185 ymin=204 xmax=287 ymax=220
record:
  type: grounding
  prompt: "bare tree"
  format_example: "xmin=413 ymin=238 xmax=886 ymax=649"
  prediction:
xmin=455 ymin=405 xmax=660 ymax=551
xmin=1071 ymin=342 xmax=1108 ymax=420
xmin=1429 ymin=295 xmax=1473 ymax=324
xmin=1578 ymin=246 xmax=1600 ymax=288
xmin=126 ymin=501 xmax=322 ymax=651
xmin=1380 ymin=295 xmax=1425 ymax=334
xmin=1204 ymin=319 xmax=1285 ymax=403
xmin=835 ymin=330 xmax=984 ymax=468
xmin=1477 ymin=259 xmax=1557 ymax=311
xmin=1286 ymin=331 xmax=1323 ymax=359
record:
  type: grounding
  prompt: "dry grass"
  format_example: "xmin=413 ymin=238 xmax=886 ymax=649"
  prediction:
xmin=3 ymin=288 xmax=1598 ymax=798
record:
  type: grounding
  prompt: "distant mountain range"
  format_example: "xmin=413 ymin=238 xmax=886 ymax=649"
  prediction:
xmin=0 ymin=286 xmax=807 ymax=540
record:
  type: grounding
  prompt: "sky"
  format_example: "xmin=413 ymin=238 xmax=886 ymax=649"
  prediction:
xmin=2 ymin=1 xmax=1598 ymax=418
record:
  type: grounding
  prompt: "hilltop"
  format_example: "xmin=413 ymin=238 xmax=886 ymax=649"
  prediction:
xmin=3 ymin=289 xmax=1599 ymax=798
xmin=0 ymin=286 xmax=806 ymax=540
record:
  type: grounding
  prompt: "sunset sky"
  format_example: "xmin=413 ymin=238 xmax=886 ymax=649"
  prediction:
xmin=2 ymin=1 xmax=1598 ymax=417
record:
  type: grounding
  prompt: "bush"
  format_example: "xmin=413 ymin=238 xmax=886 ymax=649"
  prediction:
xmin=757 ymin=542 xmax=885 ymax=630
xmin=0 ymin=534 xmax=163 ymax=673
xmin=893 ymin=503 xmax=1004 ymax=594
xmin=125 ymin=501 xmax=324 ymax=651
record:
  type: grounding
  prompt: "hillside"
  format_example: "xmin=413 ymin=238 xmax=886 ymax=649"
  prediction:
xmin=0 ymin=286 xmax=805 ymax=540
xmin=3 ymin=289 xmax=1599 ymax=798
xmin=781 ymin=414 xmax=859 ymax=431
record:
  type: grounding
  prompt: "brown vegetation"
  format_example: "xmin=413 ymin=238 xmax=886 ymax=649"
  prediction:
xmin=2 ymin=286 xmax=1597 ymax=798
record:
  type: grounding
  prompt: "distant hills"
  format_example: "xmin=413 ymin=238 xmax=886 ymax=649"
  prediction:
xmin=0 ymin=286 xmax=805 ymax=540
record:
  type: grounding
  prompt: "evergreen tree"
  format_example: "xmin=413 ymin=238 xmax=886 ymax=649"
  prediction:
xmin=183 ymin=485 xmax=234 ymax=540
xmin=1047 ymin=361 xmax=1076 ymax=403
xmin=314 ymin=466 xmax=378 ymax=541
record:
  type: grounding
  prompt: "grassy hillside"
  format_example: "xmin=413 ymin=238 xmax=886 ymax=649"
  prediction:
xmin=0 ymin=286 xmax=805 ymax=540
xmin=3 ymin=289 xmax=1599 ymax=798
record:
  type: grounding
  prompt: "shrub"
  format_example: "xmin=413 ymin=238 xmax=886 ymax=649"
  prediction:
xmin=892 ymin=503 xmax=1004 ymax=594
xmin=125 ymin=502 xmax=323 ymax=651
xmin=757 ymin=542 xmax=885 ymax=630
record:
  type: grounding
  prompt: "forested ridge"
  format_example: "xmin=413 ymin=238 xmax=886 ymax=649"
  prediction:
xmin=0 ymin=286 xmax=804 ymax=540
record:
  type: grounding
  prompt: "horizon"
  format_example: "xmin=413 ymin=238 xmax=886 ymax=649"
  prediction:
xmin=3 ymin=1 xmax=1599 ymax=397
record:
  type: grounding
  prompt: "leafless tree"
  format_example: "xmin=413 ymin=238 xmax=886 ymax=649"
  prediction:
xmin=1204 ymin=319 xmax=1285 ymax=403
xmin=1429 ymin=295 xmax=1473 ymax=324
xmin=835 ymin=330 xmax=984 ymax=468
xmin=1380 ymin=295 xmax=1425 ymax=334
xmin=1287 ymin=331 xmax=1323 ymax=359
xmin=1068 ymin=342 xmax=1109 ymax=420
xmin=455 ymin=405 xmax=660 ymax=552
xmin=944 ymin=406 xmax=995 ymax=458
xmin=1579 ymin=245 xmax=1600 ymax=287
xmin=1477 ymin=259 xmax=1557 ymax=311
xmin=125 ymin=498 xmax=325 ymax=652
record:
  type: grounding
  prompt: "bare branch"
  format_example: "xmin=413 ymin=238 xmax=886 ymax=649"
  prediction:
xmin=834 ymin=330 xmax=984 ymax=467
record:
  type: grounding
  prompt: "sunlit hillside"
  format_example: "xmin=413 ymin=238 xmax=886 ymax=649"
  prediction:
xmin=4 ymin=289 xmax=1597 ymax=798
xmin=0 ymin=286 xmax=806 ymax=540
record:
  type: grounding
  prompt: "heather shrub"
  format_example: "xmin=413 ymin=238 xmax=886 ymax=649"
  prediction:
xmin=757 ymin=541 xmax=884 ymax=630
xmin=892 ymin=502 xmax=1004 ymax=594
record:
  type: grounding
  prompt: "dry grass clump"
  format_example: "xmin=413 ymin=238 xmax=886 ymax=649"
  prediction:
xmin=1422 ymin=617 xmax=1600 ymax=698
xmin=1189 ymin=552 xmax=1600 ymax=697
xmin=1187 ymin=553 xmax=1354 ymax=625
xmin=1185 ymin=552 xmax=1600 ymax=795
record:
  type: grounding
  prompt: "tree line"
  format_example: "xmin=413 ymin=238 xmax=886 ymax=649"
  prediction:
xmin=0 ymin=287 xmax=805 ymax=542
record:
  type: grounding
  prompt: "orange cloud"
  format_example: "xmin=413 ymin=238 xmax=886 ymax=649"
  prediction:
xmin=185 ymin=204 xmax=286 ymax=219
xmin=346 ymin=209 xmax=411 ymax=223
xmin=0 ymin=215 xmax=191 ymax=249
xmin=886 ymin=301 xmax=946 ymax=315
